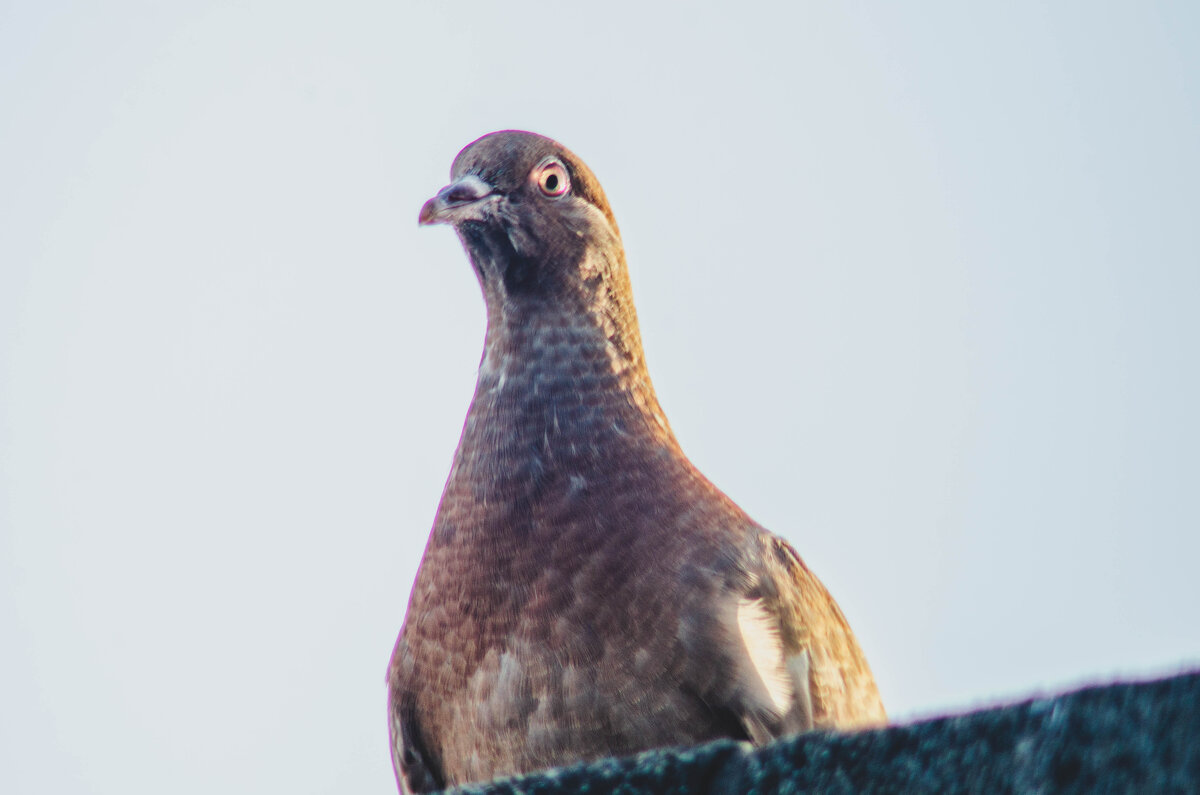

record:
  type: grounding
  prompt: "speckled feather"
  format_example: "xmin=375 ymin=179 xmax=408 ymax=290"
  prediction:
xmin=388 ymin=131 xmax=885 ymax=793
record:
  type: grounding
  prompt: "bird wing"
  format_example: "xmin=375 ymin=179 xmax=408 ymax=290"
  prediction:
xmin=677 ymin=530 xmax=885 ymax=746
xmin=760 ymin=534 xmax=887 ymax=730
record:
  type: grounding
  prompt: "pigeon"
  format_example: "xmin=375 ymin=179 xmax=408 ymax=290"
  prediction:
xmin=388 ymin=130 xmax=885 ymax=793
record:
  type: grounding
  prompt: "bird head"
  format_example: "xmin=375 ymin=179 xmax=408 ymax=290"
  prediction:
xmin=419 ymin=132 xmax=673 ymax=453
xmin=419 ymin=131 xmax=628 ymax=312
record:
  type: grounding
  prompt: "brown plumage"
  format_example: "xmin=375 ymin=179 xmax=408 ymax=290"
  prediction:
xmin=388 ymin=130 xmax=885 ymax=793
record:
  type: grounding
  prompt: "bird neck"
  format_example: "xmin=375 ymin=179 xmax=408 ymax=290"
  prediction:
xmin=445 ymin=300 xmax=680 ymax=500
xmin=489 ymin=298 xmax=669 ymax=426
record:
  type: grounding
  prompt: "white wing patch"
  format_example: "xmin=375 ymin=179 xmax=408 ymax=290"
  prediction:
xmin=736 ymin=598 xmax=793 ymax=713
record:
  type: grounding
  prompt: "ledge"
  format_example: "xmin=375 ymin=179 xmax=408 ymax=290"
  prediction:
xmin=449 ymin=669 xmax=1200 ymax=794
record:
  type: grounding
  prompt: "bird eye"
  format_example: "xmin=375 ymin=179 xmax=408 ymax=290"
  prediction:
xmin=534 ymin=159 xmax=570 ymax=198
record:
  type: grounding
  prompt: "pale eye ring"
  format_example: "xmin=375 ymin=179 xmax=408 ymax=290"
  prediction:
xmin=534 ymin=159 xmax=570 ymax=198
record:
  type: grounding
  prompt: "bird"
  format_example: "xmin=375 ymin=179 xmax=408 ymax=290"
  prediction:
xmin=387 ymin=130 xmax=885 ymax=793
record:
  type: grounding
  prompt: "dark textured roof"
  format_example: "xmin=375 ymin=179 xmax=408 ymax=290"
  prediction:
xmin=446 ymin=670 xmax=1200 ymax=794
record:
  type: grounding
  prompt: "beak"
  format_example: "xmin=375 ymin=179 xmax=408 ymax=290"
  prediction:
xmin=418 ymin=174 xmax=496 ymax=225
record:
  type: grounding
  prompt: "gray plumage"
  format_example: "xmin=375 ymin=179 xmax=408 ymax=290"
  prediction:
xmin=388 ymin=130 xmax=885 ymax=793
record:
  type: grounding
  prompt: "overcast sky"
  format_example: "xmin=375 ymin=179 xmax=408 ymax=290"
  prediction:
xmin=2 ymin=2 xmax=1198 ymax=793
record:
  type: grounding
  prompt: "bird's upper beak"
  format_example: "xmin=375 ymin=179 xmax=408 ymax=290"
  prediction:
xmin=418 ymin=174 xmax=496 ymax=226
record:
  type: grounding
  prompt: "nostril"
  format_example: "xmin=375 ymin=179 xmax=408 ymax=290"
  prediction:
xmin=442 ymin=175 xmax=494 ymax=205
xmin=446 ymin=184 xmax=481 ymax=203
xmin=420 ymin=175 xmax=496 ymax=225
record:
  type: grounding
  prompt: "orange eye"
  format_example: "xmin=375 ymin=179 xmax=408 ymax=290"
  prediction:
xmin=535 ymin=159 xmax=570 ymax=197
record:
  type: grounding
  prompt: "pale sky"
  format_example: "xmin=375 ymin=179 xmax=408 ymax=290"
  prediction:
xmin=2 ymin=2 xmax=1198 ymax=793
